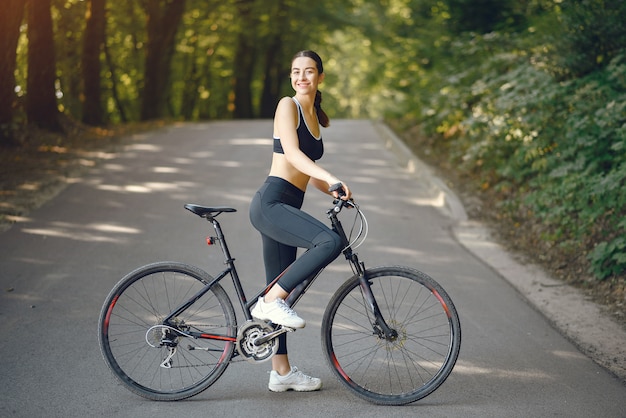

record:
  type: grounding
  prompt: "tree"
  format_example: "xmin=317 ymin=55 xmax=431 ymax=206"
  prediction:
xmin=231 ymin=0 xmax=257 ymax=118
xmin=82 ymin=0 xmax=106 ymax=126
xmin=140 ymin=0 xmax=187 ymax=121
xmin=442 ymin=0 xmax=544 ymax=34
xmin=101 ymin=1 xmax=146 ymax=123
xmin=26 ymin=0 xmax=62 ymax=131
xmin=259 ymin=34 xmax=285 ymax=118
xmin=258 ymin=0 xmax=292 ymax=118
xmin=554 ymin=0 xmax=626 ymax=78
xmin=0 ymin=0 xmax=26 ymax=144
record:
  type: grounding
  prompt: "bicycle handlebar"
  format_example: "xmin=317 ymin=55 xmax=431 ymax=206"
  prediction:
xmin=328 ymin=182 xmax=354 ymax=214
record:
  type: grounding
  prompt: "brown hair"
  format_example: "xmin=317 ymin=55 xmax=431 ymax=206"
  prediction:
xmin=292 ymin=50 xmax=330 ymax=127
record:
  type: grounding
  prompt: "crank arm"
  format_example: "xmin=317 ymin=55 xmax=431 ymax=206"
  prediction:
xmin=254 ymin=326 xmax=295 ymax=346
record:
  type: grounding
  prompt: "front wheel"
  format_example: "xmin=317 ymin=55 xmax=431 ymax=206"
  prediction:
xmin=322 ymin=266 xmax=461 ymax=405
xmin=98 ymin=262 xmax=237 ymax=401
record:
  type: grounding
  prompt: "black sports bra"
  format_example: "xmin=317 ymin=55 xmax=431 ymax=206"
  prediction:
xmin=273 ymin=98 xmax=324 ymax=161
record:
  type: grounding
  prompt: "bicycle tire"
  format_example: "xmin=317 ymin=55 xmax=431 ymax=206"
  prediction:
xmin=98 ymin=262 xmax=237 ymax=401
xmin=322 ymin=266 xmax=461 ymax=405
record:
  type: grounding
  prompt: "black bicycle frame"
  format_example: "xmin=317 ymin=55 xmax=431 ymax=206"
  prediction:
xmin=164 ymin=201 xmax=398 ymax=342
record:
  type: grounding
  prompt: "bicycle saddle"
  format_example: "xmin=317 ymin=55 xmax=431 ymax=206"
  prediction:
xmin=184 ymin=203 xmax=237 ymax=218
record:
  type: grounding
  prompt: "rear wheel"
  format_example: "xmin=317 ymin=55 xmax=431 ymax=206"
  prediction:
xmin=322 ymin=266 xmax=461 ymax=405
xmin=98 ymin=262 xmax=236 ymax=401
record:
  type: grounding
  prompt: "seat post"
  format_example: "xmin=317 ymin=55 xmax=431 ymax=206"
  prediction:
xmin=211 ymin=218 xmax=234 ymax=265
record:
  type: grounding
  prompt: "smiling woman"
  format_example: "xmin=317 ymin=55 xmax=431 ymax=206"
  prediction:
xmin=247 ymin=50 xmax=354 ymax=392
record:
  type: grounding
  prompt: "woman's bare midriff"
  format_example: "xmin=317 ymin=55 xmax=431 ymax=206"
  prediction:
xmin=268 ymin=153 xmax=311 ymax=191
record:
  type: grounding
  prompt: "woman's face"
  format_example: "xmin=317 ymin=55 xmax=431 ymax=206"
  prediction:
xmin=290 ymin=56 xmax=324 ymax=95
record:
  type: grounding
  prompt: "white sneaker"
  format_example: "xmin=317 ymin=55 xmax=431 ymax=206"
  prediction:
xmin=268 ymin=367 xmax=322 ymax=392
xmin=251 ymin=297 xmax=305 ymax=328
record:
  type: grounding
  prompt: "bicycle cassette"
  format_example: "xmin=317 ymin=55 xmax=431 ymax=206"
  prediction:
xmin=236 ymin=320 xmax=279 ymax=363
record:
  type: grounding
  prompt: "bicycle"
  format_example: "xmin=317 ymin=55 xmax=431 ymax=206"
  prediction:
xmin=98 ymin=187 xmax=461 ymax=406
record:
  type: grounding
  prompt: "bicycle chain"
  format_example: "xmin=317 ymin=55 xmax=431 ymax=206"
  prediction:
xmin=152 ymin=322 xmax=272 ymax=368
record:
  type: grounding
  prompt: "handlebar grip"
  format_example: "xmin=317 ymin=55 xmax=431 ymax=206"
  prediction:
xmin=328 ymin=182 xmax=346 ymax=197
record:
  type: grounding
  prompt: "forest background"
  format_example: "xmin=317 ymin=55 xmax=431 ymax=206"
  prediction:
xmin=0 ymin=0 xmax=624 ymax=323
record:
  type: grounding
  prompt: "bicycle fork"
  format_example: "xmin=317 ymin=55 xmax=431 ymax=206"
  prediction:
xmin=349 ymin=253 xmax=398 ymax=341
xmin=331 ymin=210 xmax=398 ymax=342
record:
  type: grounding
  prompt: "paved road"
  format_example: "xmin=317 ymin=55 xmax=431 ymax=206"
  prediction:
xmin=1 ymin=120 xmax=624 ymax=417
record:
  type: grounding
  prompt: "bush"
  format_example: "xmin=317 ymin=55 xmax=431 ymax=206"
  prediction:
xmin=400 ymin=24 xmax=625 ymax=281
xmin=548 ymin=0 xmax=626 ymax=79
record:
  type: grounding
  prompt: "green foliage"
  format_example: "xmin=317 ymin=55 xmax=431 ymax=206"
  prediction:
xmin=445 ymin=0 xmax=538 ymax=34
xmin=548 ymin=0 xmax=626 ymax=78
xmin=395 ymin=3 xmax=626 ymax=281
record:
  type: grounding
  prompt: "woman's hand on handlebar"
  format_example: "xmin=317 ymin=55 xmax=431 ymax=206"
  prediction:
xmin=328 ymin=180 xmax=352 ymax=201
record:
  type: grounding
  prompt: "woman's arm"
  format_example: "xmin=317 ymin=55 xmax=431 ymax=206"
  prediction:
xmin=309 ymin=177 xmax=332 ymax=195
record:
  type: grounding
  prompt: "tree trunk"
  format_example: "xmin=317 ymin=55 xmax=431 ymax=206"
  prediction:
xmin=0 ymin=0 xmax=26 ymax=144
xmin=82 ymin=0 xmax=106 ymax=126
xmin=259 ymin=0 xmax=290 ymax=119
xmin=140 ymin=0 xmax=186 ymax=121
xmin=103 ymin=39 xmax=128 ymax=123
xmin=26 ymin=0 xmax=62 ymax=132
xmin=232 ymin=34 xmax=255 ymax=119
xmin=259 ymin=35 xmax=284 ymax=118
xmin=180 ymin=33 xmax=200 ymax=120
xmin=231 ymin=0 xmax=256 ymax=119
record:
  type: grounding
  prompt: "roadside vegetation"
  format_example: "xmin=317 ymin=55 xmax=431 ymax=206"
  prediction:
xmin=382 ymin=1 xmax=625 ymax=316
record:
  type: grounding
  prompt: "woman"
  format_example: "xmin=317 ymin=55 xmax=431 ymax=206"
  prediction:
xmin=249 ymin=50 xmax=352 ymax=392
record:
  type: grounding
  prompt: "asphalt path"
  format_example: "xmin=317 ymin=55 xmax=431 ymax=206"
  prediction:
xmin=1 ymin=120 xmax=624 ymax=417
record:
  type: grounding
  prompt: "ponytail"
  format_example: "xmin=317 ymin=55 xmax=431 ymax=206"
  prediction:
xmin=315 ymin=91 xmax=330 ymax=127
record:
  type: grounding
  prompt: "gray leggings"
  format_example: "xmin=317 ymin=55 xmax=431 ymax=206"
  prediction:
xmin=249 ymin=176 xmax=343 ymax=354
